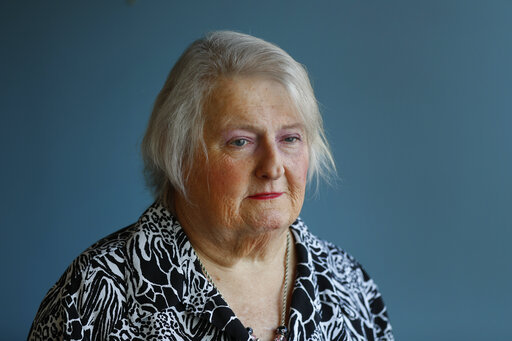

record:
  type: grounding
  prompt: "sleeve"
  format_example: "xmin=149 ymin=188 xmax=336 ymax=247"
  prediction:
xmin=28 ymin=250 xmax=127 ymax=341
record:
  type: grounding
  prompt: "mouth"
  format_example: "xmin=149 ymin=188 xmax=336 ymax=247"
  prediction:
xmin=248 ymin=192 xmax=284 ymax=200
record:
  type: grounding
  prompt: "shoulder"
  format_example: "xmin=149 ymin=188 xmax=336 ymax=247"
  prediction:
xmin=290 ymin=218 xmax=394 ymax=339
xmin=291 ymin=216 xmax=384 ymax=299
xmin=29 ymin=202 xmax=189 ymax=340
xmin=77 ymin=223 xmax=135 ymax=273
xmin=65 ymin=222 xmax=136 ymax=292
xmin=290 ymin=217 xmax=362 ymax=279
xmin=28 ymin=223 xmax=136 ymax=340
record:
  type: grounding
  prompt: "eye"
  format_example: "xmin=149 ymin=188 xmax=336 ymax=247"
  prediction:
xmin=230 ymin=138 xmax=249 ymax=147
xmin=283 ymin=136 xmax=300 ymax=143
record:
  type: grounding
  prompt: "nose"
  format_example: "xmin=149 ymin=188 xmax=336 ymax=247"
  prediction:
xmin=255 ymin=141 xmax=284 ymax=180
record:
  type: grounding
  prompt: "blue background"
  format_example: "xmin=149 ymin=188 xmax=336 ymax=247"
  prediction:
xmin=2 ymin=1 xmax=511 ymax=339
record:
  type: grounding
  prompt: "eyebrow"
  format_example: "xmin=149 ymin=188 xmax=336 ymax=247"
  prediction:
xmin=222 ymin=122 xmax=306 ymax=133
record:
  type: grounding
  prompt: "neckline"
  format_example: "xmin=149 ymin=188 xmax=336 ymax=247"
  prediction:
xmin=196 ymin=230 xmax=291 ymax=340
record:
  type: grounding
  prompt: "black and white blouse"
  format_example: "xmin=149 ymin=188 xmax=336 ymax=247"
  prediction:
xmin=29 ymin=203 xmax=394 ymax=340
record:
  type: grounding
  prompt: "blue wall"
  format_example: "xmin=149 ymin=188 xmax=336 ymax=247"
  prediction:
xmin=2 ymin=1 xmax=511 ymax=339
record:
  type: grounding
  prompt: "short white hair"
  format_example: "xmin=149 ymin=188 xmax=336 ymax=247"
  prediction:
xmin=142 ymin=31 xmax=335 ymax=207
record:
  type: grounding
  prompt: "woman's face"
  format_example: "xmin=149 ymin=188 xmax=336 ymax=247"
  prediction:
xmin=179 ymin=76 xmax=309 ymax=235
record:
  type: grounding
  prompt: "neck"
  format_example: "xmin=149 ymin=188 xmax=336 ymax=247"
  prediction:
xmin=174 ymin=199 xmax=290 ymax=268
xmin=185 ymin=218 xmax=288 ymax=272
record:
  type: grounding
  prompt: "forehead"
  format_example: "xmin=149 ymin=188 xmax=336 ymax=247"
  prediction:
xmin=203 ymin=76 xmax=302 ymax=129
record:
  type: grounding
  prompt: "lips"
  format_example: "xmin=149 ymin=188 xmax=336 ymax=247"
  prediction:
xmin=248 ymin=192 xmax=283 ymax=200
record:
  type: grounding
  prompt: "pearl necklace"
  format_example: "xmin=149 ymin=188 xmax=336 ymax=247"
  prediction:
xmin=198 ymin=231 xmax=291 ymax=341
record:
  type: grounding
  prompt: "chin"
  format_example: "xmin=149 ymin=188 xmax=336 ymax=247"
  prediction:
xmin=248 ymin=211 xmax=295 ymax=232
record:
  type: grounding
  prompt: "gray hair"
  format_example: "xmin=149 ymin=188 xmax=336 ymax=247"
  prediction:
xmin=142 ymin=31 xmax=335 ymax=207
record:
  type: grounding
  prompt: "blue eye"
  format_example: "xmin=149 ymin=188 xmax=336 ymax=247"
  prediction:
xmin=231 ymin=138 xmax=248 ymax=147
xmin=283 ymin=136 xmax=299 ymax=143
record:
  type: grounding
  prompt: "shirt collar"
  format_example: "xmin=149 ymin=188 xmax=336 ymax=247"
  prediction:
xmin=288 ymin=218 xmax=324 ymax=340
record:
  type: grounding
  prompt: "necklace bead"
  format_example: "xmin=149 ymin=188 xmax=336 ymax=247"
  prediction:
xmin=274 ymin=325 xmax=288 ymax=340
xmin=276 ymin=325 xmax=288 ymax=335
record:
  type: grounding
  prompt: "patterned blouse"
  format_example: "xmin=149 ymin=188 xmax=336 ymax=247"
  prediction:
xmin=29 ymin=202 xmax=394 ymax=340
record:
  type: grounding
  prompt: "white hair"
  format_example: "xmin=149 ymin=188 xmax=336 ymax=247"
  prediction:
xmin=142 ymin=31 xmax=335 ymax=208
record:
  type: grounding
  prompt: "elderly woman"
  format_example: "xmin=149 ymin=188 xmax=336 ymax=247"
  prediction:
xmin=29 ymin=31 xmax=393 ymax=341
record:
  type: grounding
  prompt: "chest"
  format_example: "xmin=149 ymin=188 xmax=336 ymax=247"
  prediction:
xmin=105 ymin=292 xmax=377 ymax=341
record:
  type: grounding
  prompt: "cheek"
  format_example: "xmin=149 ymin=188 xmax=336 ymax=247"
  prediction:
xmin=300 ymin=160 xmax=309 ymax=182
xmin=206 ymin=157 xmax=248 ymax=198
xmin=292 ymin=151 xmax=309 ymax=188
